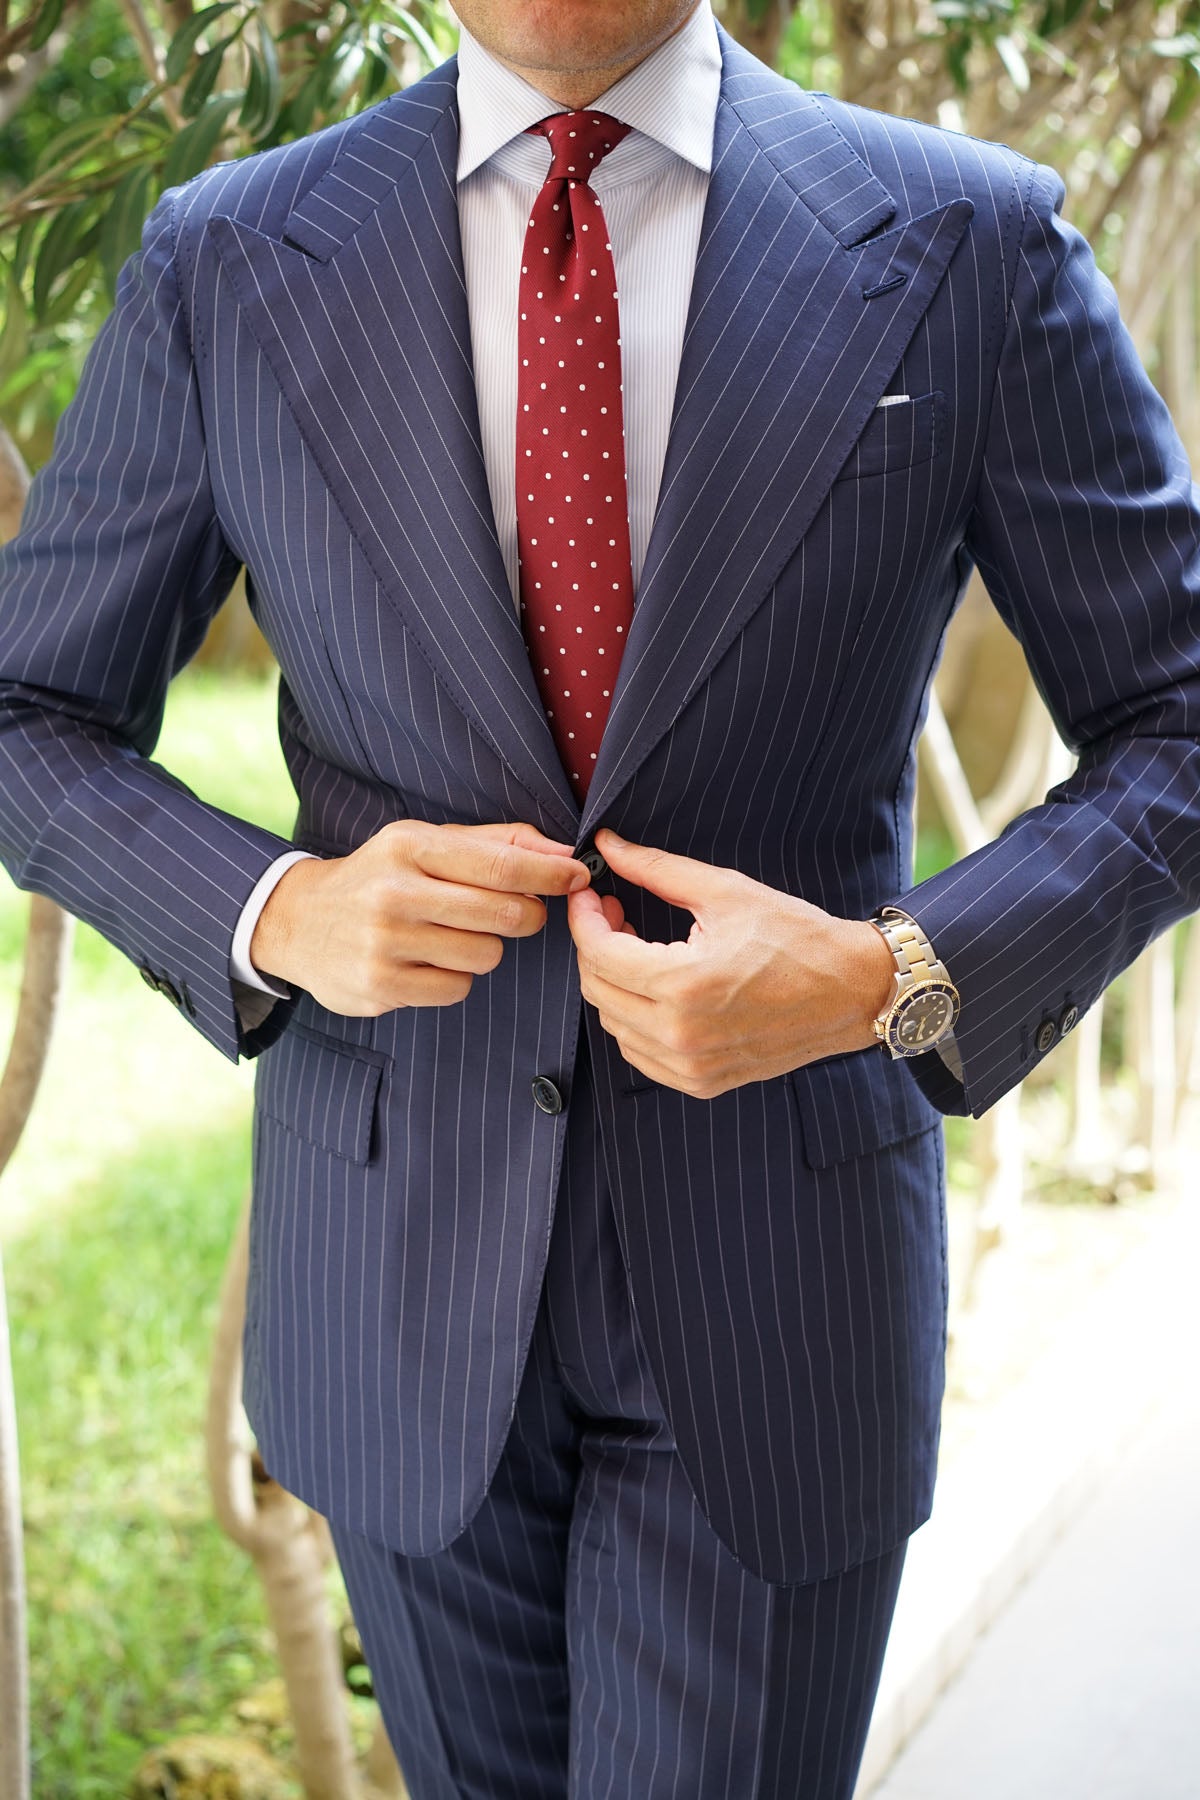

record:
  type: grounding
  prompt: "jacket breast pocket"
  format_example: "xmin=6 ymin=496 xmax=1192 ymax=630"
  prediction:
xmin=788 ymin=1044 xmax=942 ymax=1168
xmin=835 ymin=390 xmax=942 ymax=483
xmin=255 ymin=1023 xmax=387 ymax=1164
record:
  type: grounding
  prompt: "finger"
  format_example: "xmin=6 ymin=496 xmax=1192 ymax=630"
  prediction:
xmin=347 ymin=963 xmax=474 ymax=1011
xmin=567 ymin=887 xmax=682 ymax=995
xmin=412 ymin=880 xmax=549 ymax=939
xmin=578 ymin=966 xmax=660 ymax=1035
xmin=599 ymin=893 xmax=627 ymax=933
xmin=390 ymin=965 xmax=476 ymax=1007
xmin=394 ymin=822 xmax=590 ymax=896
xmin=591 ymin=1016 xmax=698 ymax=1091
xmin=466 ymin=819 xmax=582 ymax=860
xmin=594 ymin=829 xmax=739 ymax=916
xmin=391 ymin=921 xmax=506 ymax=975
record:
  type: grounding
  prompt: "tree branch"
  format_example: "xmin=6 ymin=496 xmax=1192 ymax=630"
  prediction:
xmin=117 ymin=0 xmax=184 ymax=131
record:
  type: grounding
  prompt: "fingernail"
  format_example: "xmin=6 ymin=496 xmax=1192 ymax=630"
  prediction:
xmin=603 ymin=829 xmax=626 ymax=845
xmin=569 ymin=868 xmax=590 ymax=890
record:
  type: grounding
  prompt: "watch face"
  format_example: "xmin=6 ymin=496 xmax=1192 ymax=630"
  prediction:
xmin=887 ymin=983 xmax=959 ymax=1057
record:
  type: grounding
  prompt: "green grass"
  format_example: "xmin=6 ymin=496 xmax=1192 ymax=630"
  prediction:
xmin=1 ymin=666 xmax=307 ymax=1797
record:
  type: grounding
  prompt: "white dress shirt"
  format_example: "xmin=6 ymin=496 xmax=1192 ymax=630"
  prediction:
xmin=230 ymin=2 xmax=722 ymax=1011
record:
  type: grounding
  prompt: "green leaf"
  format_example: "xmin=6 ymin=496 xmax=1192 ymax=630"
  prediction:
xmin=161 ymin=95 xmax=238 ymax=190
xmin=33 ymin=117 xmax=114 ymax=178
xmin=946 ymin=31 xmax=971 ymax=93
xmin=284 ymin=61 xmax=334 ymax=138
xmin=42 ymin=254 xmax=97 ymax=327
xmin=181 ymin=42 xmax=229 ymax=118
xmin=28 ymin=0 xmax=64 ymax=52
xmin=995 ymin=32 xmax=1031 ymax=91
xmin=380 ymin=3 xmax=443 ymax=69
xmin=359 ymin=43 xmax=395 ymax=105
xmin=239 ymin=21 xmax=281 ymax=136
xmin=328 ymin=41 xmax=366 ymax=103
xmin=12 ymin=218 xmax=39 ymax=286
xmin=0 ymin=345 xmax=66 ymax=408
xmin=32 ymin=199 xmax=92 ymax=320
xmin=164 ymin=2 xmax=241 ymax=82
xmin=99 ymin=165 xmax=154 ymax=301
xmin=0 ymin=263 xmax=30 ymax=388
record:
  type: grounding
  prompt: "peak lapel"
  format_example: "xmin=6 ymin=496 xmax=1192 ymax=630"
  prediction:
xmin=579 ymin=60 xmax=973 ymax=837
xmin=207 ymin=66 xmax=579 ymax=834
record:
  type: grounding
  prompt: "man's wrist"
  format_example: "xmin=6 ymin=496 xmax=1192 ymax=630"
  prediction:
xmin=868 ymin=906 xmax=961 ymax=1060
xmin=843 ymin=916 xmax=900 ymax=1049
xmin=233 ymin=850 xmax=317 ymax=992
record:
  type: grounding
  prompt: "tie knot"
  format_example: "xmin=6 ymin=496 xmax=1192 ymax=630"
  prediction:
xmin=530 ymin=110 xmax=631 ymax=183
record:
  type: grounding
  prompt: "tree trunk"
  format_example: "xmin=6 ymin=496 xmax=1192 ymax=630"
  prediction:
xmin=716 ymin=0 xmax=788 ymax=68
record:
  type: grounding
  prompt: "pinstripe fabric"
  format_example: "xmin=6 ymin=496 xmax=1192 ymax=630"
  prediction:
xmin=330 ymin=1032 xmax=907 ymax=1798
xmin=2 ymin=27 xmax=1200 ymax=1582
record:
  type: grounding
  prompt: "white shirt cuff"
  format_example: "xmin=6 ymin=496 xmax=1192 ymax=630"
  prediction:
xmin=230 ymin=850 xmax=316 ymax=1016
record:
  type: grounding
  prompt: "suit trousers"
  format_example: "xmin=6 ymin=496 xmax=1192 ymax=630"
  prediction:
xmin=328 ymin=1034 xmax=907 ymax=1799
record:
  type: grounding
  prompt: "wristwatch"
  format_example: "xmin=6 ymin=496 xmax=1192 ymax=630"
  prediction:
xmin=869 ymin=907 xmax=960 ymax=1059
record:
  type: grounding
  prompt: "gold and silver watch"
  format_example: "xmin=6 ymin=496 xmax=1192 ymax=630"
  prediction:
xmin=869 ymin=908 xmax=960 ymax=1059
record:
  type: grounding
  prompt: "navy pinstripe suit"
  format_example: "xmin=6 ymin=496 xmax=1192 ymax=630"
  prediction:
xmin=3 ymin=21 xmax=1200 ymax=1793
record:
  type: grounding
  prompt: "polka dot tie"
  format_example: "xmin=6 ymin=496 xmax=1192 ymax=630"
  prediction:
xmin=516 ymin=111 xmax=634 ymax=804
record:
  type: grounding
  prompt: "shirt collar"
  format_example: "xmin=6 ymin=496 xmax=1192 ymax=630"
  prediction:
xmin=455 ymin=0 xmax=721 ymax=183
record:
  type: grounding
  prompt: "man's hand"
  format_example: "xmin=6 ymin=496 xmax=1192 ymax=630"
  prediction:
xmin=567 ymin=829 xmax=896 ymax=1099
xmin=251 ymin=819 xmax=590 ymax=1016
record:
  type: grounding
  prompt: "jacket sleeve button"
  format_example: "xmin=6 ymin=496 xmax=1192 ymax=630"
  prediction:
xmin=1035 ymin=1017 xmax=1058 ymax=1055
xmin=159 ymin=977 xmax=184 ymax=1008
xmin=138 ymin=962 xmax=161 ymax=991
xmin=531 ymin=1076 xmax=564 ymax=1115
xmin=1059 ymin=1003 xmax=1079 ymax=1036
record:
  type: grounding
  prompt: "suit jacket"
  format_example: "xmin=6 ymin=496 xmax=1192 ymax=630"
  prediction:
xmin=2 ymin=28 xmax=1199 ymax=1584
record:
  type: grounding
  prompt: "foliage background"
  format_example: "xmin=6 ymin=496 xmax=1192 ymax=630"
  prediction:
xmin=4 ymin=0 xmax=1200 ymax=474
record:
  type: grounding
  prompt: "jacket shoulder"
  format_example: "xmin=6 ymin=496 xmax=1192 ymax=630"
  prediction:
xmin=814 ymin=93 xmax=1039 ymax=226
xmin=717 ymin=31 xmax=1038 ymax=235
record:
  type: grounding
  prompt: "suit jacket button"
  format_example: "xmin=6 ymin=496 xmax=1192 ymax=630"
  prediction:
xmin=159 ymin=977 xmax=183 ymax=1008
xmin=531 ymin=1076 xmax=564 ymax=1115
xmin=1035 ymin=1017 xmax=1058 ymax=1055
xmin=579 ymin=845 xmax=608 ymax=879
xmin=1059 ymin=1003 xmax=1079 ymax=1036
xmin=138 ymin=961 xmax=160 ymax=991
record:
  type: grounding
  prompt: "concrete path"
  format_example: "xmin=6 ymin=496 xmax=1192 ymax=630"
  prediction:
xmin=870 ymin=1239 xmax=1200 ymax=1799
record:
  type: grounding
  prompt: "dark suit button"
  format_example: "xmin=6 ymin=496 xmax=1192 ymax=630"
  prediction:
xmin=1035 ymin=1017 xmax=1058 ymax=1055
xmin=579 ymin=845 xmax=608 ymax=879
xmin=159 ymin=977 xmax=183 ymax=1008
xmin=531 ymin=1076 xmax=564 ymax=1115
xmin=1059 ymin=1003 xmax=1079 ymax=1035
xmin=138 ymin=961 xmax=160 ymax=991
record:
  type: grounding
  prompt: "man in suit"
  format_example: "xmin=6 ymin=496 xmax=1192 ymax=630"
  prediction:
xmin=3 ymin=0 xmax=1199 ymax=1792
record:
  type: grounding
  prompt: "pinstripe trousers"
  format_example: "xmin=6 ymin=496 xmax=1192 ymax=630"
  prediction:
xmin=329 ymin=1033 xmax=908 ymax=1799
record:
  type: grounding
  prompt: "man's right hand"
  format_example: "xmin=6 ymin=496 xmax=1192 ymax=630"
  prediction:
xmin=249 ymin=819 xmax=590 ymax=1016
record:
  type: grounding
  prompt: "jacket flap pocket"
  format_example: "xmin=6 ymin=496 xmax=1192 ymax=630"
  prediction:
xmin=256 ymin=1024 xmax=386 ymax=1163
xmin=789 ymin=1045 xmax=940 ymax=1168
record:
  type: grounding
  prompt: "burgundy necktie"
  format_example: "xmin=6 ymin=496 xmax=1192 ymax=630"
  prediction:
xmin=516 ymin=111 xmax=633 ymax=804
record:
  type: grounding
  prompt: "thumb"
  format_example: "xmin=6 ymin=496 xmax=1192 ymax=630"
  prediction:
xmin=595 ymin=829 xmax=735 ymax=915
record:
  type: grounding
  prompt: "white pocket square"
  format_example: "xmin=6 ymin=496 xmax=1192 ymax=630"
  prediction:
xmin=876 ymin=393 xmax=912 ymax=409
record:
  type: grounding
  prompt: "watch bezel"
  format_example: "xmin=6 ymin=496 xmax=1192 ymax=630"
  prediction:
xmin=880 ymin=977 xmax=960 ymax=1059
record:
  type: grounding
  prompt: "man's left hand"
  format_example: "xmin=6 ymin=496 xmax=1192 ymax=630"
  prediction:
xmin=566 ymin=829 xmax=896 ymax=1099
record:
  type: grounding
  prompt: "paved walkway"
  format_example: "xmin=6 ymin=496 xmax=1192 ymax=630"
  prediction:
xmin=870 ymin=1246 xmax=1200 ymax=1799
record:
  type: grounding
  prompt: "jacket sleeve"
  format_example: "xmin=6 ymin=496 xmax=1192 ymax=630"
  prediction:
xmin=894 ymin=163 xmax=1200 ymax=1118
xmin=0 ymin=188 xmax=297 ymax=1061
